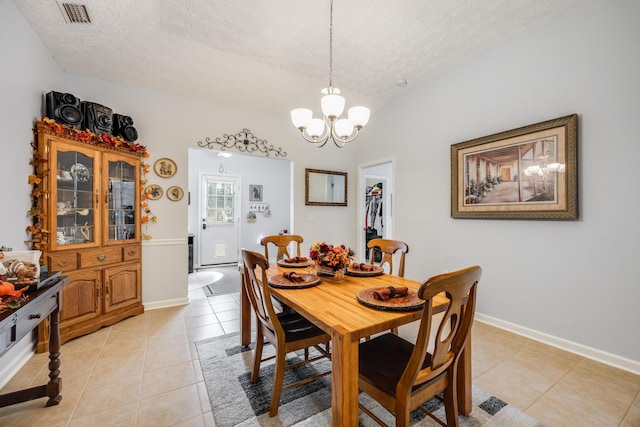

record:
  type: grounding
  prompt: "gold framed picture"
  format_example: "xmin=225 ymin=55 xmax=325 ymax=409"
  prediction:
xmin=154 ymin=158 xmax=177 ymax=178
xmin=167 ymin=186 xmax=184 ymax=201
xmin=451 ymin=114 xmax=578 ymax=220
xmin=145 ymin=184 xmax=163 ymax=200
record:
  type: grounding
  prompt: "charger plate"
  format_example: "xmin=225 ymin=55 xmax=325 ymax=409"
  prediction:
xmin=269 ymin=273 xmax=321 ymax=289
xmin=277 ymin=259 xmax=313 ymax=268
xmin=356 ymin=287 xmax=424 ymax=311
xmin=346 ymin=265 xmax=384 ymax=277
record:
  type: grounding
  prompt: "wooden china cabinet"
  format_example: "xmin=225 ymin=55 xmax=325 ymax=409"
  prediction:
xmin=34 ymin=121 xmax=143 ymax=351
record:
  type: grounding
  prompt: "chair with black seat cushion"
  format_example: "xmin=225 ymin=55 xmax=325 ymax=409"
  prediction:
xmin=260 ymin=234 xmax=304 ymax=261
xmin=367 ymin=238 xmax=409 ymax=277
xmin=241 ymin=249 xmax=331 ymax=417
xmin=358 ymin=265 xmax=482 ymax=427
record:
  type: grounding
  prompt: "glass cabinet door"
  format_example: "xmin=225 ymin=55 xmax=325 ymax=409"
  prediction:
xmin=104 ymin=153 xmax=139 ymax=243
xmin=51 ymin=140 xmax=99 ymax=249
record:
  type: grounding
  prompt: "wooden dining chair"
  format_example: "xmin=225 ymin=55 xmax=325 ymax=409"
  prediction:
xmin=241 ymin=249 xmax=331 ymax=417
xmin=357 ymin=265 xmax=481 ymax=427
xmin=367 ymin=238 xmax=409 ymax=335
xmin=260 ymin=234 xmax=304 ymax=261
xmin=367 ymin=238 xmax=409 ymax=277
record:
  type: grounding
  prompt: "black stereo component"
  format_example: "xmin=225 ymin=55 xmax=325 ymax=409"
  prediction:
xmin=82 ymin=101 xmax=113 ymax=134
xmin=45 ymin=91 xmax=83 ymax=128
xmin=112 ymin=114 xmax=138 ymax=142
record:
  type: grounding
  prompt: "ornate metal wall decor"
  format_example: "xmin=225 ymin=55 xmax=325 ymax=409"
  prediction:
xmin=197 ymin=128 xmax=287 ymax=157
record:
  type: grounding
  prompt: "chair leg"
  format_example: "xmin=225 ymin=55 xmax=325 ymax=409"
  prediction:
xmin=269 ymin=346 xmax=286 ymax=417
xmin=443 ymin=375 xmax=460 ymax=427
xmin=251 ymin=326 xmax=264 ymax=384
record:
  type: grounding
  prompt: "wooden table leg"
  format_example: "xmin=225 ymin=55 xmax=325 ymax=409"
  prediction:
xmin=45 ymin=302 xmax=62 ymax=406
xmin=331 ymin=329 xmax=359 ymax=426
xmin=239 ymin=267 xmax=252 ymax=347
xmin=457 ymin=331 xmax=472 ymax=415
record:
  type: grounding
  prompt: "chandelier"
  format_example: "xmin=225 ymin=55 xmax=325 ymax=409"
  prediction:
xmin=290 ymin=0 xmax=370 ymax=148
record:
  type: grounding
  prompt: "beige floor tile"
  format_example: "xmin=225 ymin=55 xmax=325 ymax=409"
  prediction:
xmin=144 ymin=343 xmax=191 ymax=371
xmin=0 ymin=393 xmax=79 ymax=427
xmin=193 ymin=359 xmax=204 ymax=383
xmin=527 ymin=361 xmax=640 ymax=426
xmin=61 ymin=326 xmax=111 ymax=354
xmin=208 ymin=301 xmax=239 ymax=313
xmin=137 ymin=384 xmax=203 ymax=427
xmin=202 ymin=411 xmax=216 ymax=427
xmin=182 ymin=304 xmax=215 ymax=318
xmin=622 ymin=395 xmax=640 ymax=426
xmin=141 ymin=360 xmax=196 ymax=398
xmin=74 ymin=375 xmax=141 ymax=418
xmin=68 ymin=402 xmax=138 ymax=426
xmin=147 ymin=329 xmax=189 ymax=350
xmin=184 ymin=313 xmax=220 ymax=329
xmin=186 ymin=324 xmax=226 ymax=342
xmin=172 ymin=414 xmax=207 ymax=427
xmin=110 ymin=311 xmax=151 ymax=331
xmin=89 ymin=351 xmax=145 ymax=385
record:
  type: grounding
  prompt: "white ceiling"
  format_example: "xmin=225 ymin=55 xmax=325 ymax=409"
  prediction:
xmin=15 ymin=0 xmax=581 ymax=117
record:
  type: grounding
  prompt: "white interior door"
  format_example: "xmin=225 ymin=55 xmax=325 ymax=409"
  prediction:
xmin=199 ymin=173 xmax=240 ymax=266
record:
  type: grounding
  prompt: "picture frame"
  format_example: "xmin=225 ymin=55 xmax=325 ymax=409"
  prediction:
xmin=451 ymin=114 xmax=578 ymax=220
xmin=249 ymin=184 xmax=263 ymax=201
xmin=145 ymin=184 xmax=163 ymax=200
xmin=154 ymin=158 xmax=177 ymax=178
xmin=167 ymin=186 xmax=184 ymax=201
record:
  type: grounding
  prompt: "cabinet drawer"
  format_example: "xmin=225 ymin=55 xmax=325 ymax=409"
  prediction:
xmin=48 ymin=252 xmax=78 ymax=272
xmin=79 ymin=247 xmax=122 ymax=268
xmin=122 ymin=245 xmax=141 ymax=262
xmin=16 ymin=293 xmax=58 ymax=339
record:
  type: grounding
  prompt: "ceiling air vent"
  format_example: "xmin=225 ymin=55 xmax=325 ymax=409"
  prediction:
xmin=56 ymin=2 xmax=91 ymax=24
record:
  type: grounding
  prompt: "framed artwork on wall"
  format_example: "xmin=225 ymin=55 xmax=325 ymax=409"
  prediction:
xmin=249 ymin=184 xmax=263 ymax=201
xmin=145 ymin=184 xmax=163 ymax=200
xmin=154 ymin=158 xmax=177 ymax=178
xmin=167 ymin=186 xmax=184 ymax=201
xmin=451 ymin=114 xmax=578 ymax=220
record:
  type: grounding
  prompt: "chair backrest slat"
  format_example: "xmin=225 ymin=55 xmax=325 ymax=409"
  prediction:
xmin=400 ymin=265 xmax=481 ymax=388
xmin=242 ymin=249 xmax=283 ymax=336
xmin=261 ymin=234 xmax=304 ymax=261
xmin=367 ymin=238 xmax=409 ymax=277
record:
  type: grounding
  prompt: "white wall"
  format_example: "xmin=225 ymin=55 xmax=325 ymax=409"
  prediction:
xmin=2 ymin=0 xmax=639 ymax=373
xmin=358 ymin=0 xmax=640 ymax=366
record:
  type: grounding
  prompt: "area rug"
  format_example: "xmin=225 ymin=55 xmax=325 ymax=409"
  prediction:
xmin=196 ymin=333 xmax=544 ymax=427
xmin=189 ymin=265 xmax=241 ymax=296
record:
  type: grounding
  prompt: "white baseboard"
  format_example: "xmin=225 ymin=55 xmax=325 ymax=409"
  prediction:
xmin=0 ymin=335 xmax=35 ymax=390
xmin=143 ymin=297 xmax=189 ymax=311
xmin=475 ymin=313 xmax=640 ymax=376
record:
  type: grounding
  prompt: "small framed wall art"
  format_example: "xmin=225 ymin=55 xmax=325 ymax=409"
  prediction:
xmin=249 ymin=184 xmax=263 ymax=201
xmin=145 ymin=184 xmax=163 ymax=200
xmin=154 ymin=158 xmax=177 ymax=178
xmin=167 ymin=186 xmax=184 ymax=201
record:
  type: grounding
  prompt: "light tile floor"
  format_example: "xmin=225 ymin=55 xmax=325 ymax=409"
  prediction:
xmin=0 ymin=274 xmax=639 ymax=426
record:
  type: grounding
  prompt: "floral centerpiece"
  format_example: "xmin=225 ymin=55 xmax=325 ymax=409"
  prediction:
xmin=309 ymin=242 xmax=354 ymax=278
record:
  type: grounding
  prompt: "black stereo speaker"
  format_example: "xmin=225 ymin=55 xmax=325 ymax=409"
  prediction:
xmin=82 ymin=101 xmax=113 ymax=134
xmin=112 ymin=114 xmax=139 ymax=142
xmin=45 ymin=91 xmax=83 ymax=128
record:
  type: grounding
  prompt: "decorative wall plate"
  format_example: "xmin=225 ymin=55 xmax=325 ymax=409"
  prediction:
xmin=167 ymin=186 xmax=184 ymax=201
xmin=145 ymin=184 xmax=163 ymax=200
xmin=154 ymin=158 xmax=177 ymax=178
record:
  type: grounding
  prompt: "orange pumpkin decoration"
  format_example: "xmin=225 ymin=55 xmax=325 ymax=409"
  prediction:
xmin=0 ymin=282 xmax=28 ymax=298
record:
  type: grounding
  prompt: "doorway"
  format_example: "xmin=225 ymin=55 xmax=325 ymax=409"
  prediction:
xmin=357 ymin=158 xmax=394 ymax=262
xmin=198 ymin=173 xmax=241 ymax=266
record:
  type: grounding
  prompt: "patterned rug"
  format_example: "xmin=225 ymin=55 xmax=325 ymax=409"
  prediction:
xmin=196 ymin=333 xmax=544 ymax=427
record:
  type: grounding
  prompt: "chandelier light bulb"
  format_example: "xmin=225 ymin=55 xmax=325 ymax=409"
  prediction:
xmin=334 ymin=118 xmax=354 ymax=139
xmin=348 ymin=106 xmax=370 ymax=128
xmin=307 ymin=118 xmax=326 ymax=138
xmin=291 ymin=108 xmax=312 ymax=130
xmin=321 ymin=93 xmax=345 ymax=119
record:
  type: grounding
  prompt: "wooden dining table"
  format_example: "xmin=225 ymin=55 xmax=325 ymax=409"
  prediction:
xmin=239 ymin=263 xmax=472 ymax=426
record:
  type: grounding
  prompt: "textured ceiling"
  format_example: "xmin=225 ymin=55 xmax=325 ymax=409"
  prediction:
xmin=14 ymin=0 xmax=581 ymax=117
